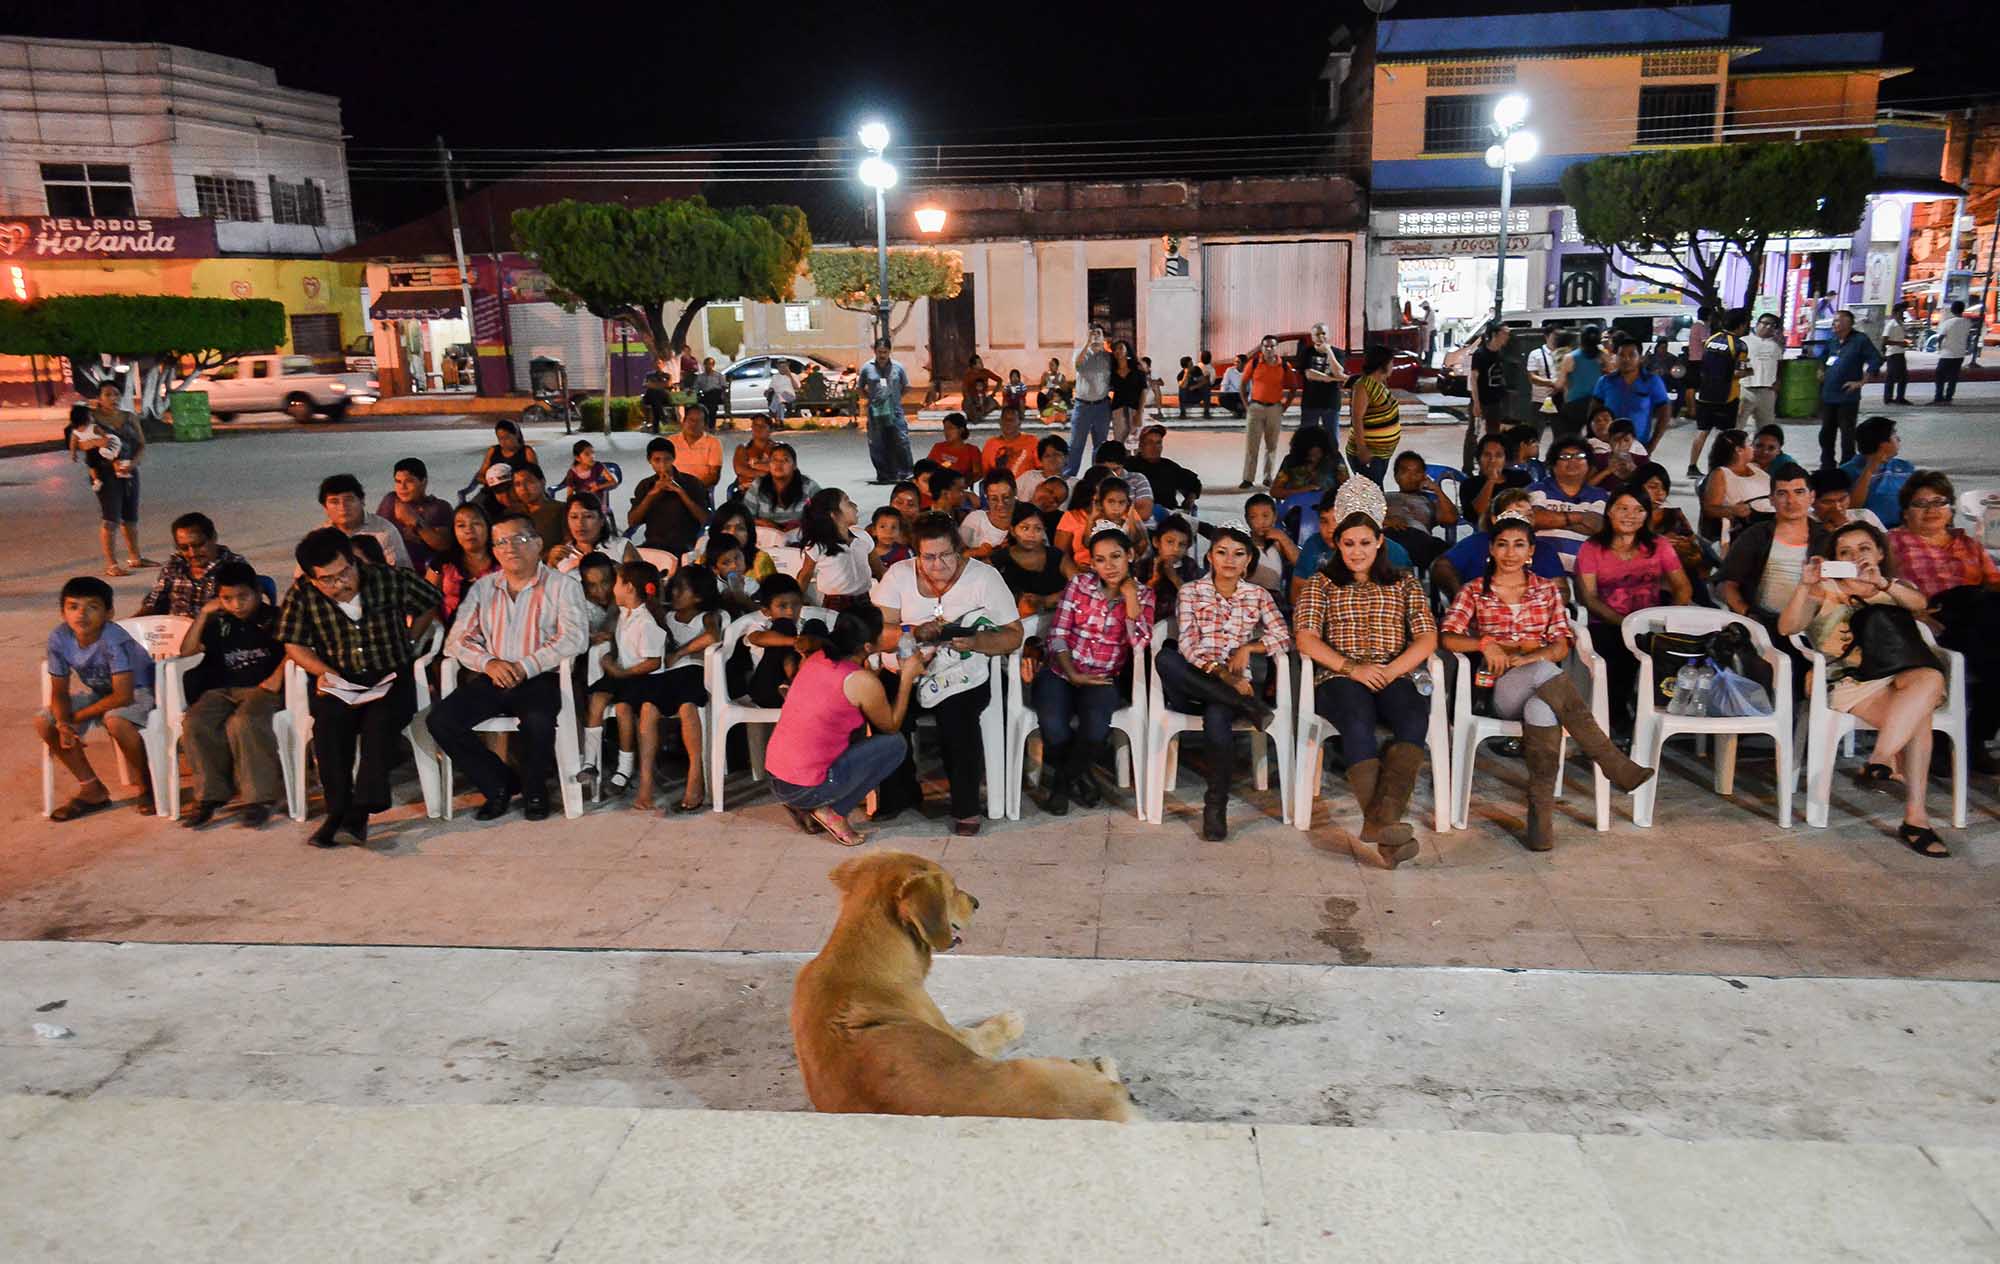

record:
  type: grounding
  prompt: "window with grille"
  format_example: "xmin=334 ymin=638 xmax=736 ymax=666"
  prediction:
xmin=269 ymin=177 xmax=326 ymax=226
xmin=1427 ymin=63 xmax=1515 ymax=88
xmin=1641 ymin=51 xmax=1719 ymax=78
xmin=195 ymin=175 xmax=259 ymax=221
xmin=1422 ymin=94 xmax=1497 ymax=153
xmin=1636 ymin=84 xmax=1718 ymax=144
xmin=782 ymin=302 xmax=824 ymax=333
xmin=40 ymin=162 xmax=135 ymax=217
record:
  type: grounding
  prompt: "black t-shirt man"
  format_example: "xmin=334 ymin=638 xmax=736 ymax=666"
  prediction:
xmin=1295 ymin=344 xmax=1341 ymax=411
xmin=1697 ymin=330 xmax=1745 ymax=408
xmin=630 ymin=468 xmax=708 ymax=553
xmin=1472 ymin=346 xmax=1509 ymax=420
xmin=1126 ymin=454 xmax=1201 ymax=509
xmin=190 ymin=605 xmax=284 ymax=697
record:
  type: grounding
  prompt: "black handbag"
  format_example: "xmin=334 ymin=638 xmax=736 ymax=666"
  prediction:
xmin=1641 ymin=630 xmax=1712 ymax=710
xmin=1848 ymin=604 xmax=1940 ymax=681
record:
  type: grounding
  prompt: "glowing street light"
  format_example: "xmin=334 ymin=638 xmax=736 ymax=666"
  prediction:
xmin=914 ymin=206 xmax=947 ymax=234
xmin=857 ymin=120 xmax=891 ymax=154
xmin=1484 ymin=96 xmax=1537 ymax=321
xmin=856 ymin=122 xmax=896 ymax=347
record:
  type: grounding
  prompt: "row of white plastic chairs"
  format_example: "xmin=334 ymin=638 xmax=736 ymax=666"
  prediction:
xmin=48 ymin=601 xmax=1967 ymax=837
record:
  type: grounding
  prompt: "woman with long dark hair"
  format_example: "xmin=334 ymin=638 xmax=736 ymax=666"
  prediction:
xmin=1439 ymin=513 xmax=1653 ymax=849
xmin=1108 ymin=339 xmax=1147 ymax=444
xmin=996 ymin=501 xmax=1073 ymax=615
xmin=425 ymin=502 xmax=498 ymax=623
xmin=796 ymin=487 xmax=873 ymax=611
xmin=545 ymin=492 xmax=634 ymax=572
xmin=1032 ymin=523 xmax=1155 ymax=814
xmin=743 ymin=442 xmax=820 ymax=531
xmin=1576 ymin=486 xmax=1692 ymax=731
xmin=476 ymin=419 xmax=537 ymax=484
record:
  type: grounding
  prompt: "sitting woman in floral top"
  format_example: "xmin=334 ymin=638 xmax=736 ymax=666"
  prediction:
xmin=1031 ymin=522 xmax=1155 ymax=815
xmin=1152 ymin=521 xmax=1293 ymax=842
xmin=1439 ymin=514 xmax=1653 ymax=852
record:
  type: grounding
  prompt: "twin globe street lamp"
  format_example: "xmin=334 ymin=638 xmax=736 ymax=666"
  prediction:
xmin=1484 ymin=93 xmax=1538 ymax=321
xmin=856 ymin=121 xmax=949 ymax=349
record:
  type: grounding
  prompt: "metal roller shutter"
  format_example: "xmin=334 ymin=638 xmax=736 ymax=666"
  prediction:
xmin=507 ymin=303 xmax=607 ymax=391
xmin=1202 ymin=240 xmax=1354 ymax=362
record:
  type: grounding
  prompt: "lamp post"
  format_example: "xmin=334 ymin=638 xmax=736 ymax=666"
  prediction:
xmin=857 ymin=121 xmax=897 ymax=349
xmin=1484 ymin=94 xmax=1537 ymax=322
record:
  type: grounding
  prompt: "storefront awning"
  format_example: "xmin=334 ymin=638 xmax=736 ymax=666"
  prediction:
xmin=370 ymin=288 xmax=462 ymax=320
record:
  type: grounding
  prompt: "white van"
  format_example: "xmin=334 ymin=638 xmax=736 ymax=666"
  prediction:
xmin=1501 ymin=304 xmax=1695 ymax=354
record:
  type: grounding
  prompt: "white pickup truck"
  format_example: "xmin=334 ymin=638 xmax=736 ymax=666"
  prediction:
xmin=186 ymin=354 xmax=380 ymax=422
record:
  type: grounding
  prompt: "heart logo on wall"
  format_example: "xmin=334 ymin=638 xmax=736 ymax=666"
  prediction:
xmin=230 ymin=280 xmax=251 ymax=298
xmin=301 ymin=276 xmax=322 ymax=299
xmin=0 ymin=224 xmax=27 ymax=256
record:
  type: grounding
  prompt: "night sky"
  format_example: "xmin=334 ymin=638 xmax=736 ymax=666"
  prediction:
xmin=13 ymin=0 xmax=1987 ymax=228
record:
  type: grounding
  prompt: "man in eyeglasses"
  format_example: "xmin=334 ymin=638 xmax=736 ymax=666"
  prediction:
xmin=137 ymin=511 xmax=247 ymax=617
xmin=278 ymin=528 xmax=442 ymax=847
xmin=426 ymin=512 xmax=588 ymax=822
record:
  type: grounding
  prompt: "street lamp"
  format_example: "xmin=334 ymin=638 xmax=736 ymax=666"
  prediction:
xmin=1484 ymin=95 xmax=1537 ymax=321
xmin=857 ymin=121 xmax=896 ymax=348
xmin=914 ymin=206 xmax=947 ymax=234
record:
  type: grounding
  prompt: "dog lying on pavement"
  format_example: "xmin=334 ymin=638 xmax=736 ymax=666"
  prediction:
xmin=790 ymin=851 xmax=1140 ymax=1122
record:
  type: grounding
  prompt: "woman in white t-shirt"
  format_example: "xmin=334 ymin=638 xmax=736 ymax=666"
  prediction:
xmin=795 ymin=488 xmax=874 ymax=611
xmin=958 ymin=470 xmax=1018 ymax=559
xmin=870 ymin=512 xmax=1024 ymax=835
xmin=1700 ymin=428 xmax=1772 ymax=542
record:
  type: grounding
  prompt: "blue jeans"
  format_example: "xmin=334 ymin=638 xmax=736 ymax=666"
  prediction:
xmin=1063 ymin=398 xmax=1111 ymax=476
xmin=1314 ymin=676 xmax=1428 ymax=765
xmin=1031 ymin=670 xmax=1120 ymax=749
xmin=866 ymin=409 xmax=913 ymax=483
xmin=1300 ymin=402 xmax=1342 ymax=456
xmin=770 ymin=733 xmax=908 ymax=816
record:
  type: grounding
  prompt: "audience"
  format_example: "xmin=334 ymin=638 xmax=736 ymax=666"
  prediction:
xmin=319 ymin=474 xmax=413 ymax=569
xmin=959 ymin=471 xmax=1017 ymax=558
xmin=674 ymin=405 xmax=724 ymax=498
xmin=743 ymin=442 xmax=818 ymax=532
xmin=510 ymin=464 xmax=565 ymax=549
xmin=983 ymin=406 xmax=1040 ymax=478
xmin=1575 ymin=487 xmax=1692 ymax=732
xmin=1127 ymin=425 xmax=1203 ymax=517
xmin=652 ymin=567 xmax=724 ymax=812
xmin=554 ymin=440 xmax=622 ymax=509
xmin=731 ymin=414 xmax=778 ymax=494
xmin=996 ymin=501 xmax=1072 ymax=616
xmin=427 ymin=503 xmax=498 ymax=625
xmin=1841 ymin=416 xmax=1915 ymax=529
xmin=1527 ymin=436 xmax=1610 ymax=566
xmin=796 ymin=488 xmax=873 ymax=612
xmin=1460 ymin=434 xmax=1532 ymax=525
xmin=379 ymin=458 xmax=455 ymax=572
xmin=866 ymin=505 xmax=910 ymax=578
xmin=1810 ymin=468 xmax=1883 ymax=533
xmin=1700 ymin=429 xmax=1773 ymax=540
xmin=1887 ymin=471 xmax=2000 ymax=771
xmin=476 ymin=420 xmax=537 ymax=487
xmin=546 ymin=492 xmax=634 ymax=571
xmin=1718 ymin=468 xmax=1825 ymax=644
xmin=586 ymin=558 xmax=667 ymax=800
xmin=1015 ymin=435 xmax=1069 ymax=505
xmin=725 ymin=574 xmax=807 ymax=708
xmin=1383 ymin=450 xmax=1456 ymax=568
xmin=627 ymin=438 xmax=709 ymax=555
xmin=928 ymin=412 xmax=983 ymax=478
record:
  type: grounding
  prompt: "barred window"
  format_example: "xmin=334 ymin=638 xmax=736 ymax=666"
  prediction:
xmin=1636 ymin=84 xmax=1718 ymax=145
xmin=194 ymin=175 xmax=259 ymax=221
xmin=41 ymin=162 xmax=134 ymax=217
xmin=1426 ymin=63 xmax=1516 ymax=88
xmin=1422 ymin=94 xmax=1497 ymax=153
xmin=269 ymin=177 xmax=326 ymax=227
xmin=1641 ymin=51 xmax=1720 ymax=78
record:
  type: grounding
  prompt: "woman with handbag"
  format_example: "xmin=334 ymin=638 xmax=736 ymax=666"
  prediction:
xmin=1440 ymin=513 xmax=1655 ymax=850
xmin=1031 ymin=523 xmax=1155 ymax=814
xmin=1778 ymin=522 xmax=1949 ymax=857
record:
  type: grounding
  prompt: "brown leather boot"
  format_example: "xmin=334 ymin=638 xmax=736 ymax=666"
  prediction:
xmin=1533 ymin=672 xmax=1656 ymax=793
xmin=1344 ymin=759 xmax=1413 ymax=852
xmin=1520 ymin=723 xmax=1562 ymax=851
xmin=1369 ymin=742 xmax=1425 ymax=866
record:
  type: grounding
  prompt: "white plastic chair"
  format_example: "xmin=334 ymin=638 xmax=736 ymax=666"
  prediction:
xmin=433 ymin=653 xmax=586 ymax=820
xmin=158 ymin=653 xmax=298 ymax=822
xmin=37 ymin=624 xmax=176 ymax=818
xmin=706 ymin=613 xmax=782 ymax=811
xmin=633 ymin=547 xmax=679 ymax=577
xmin=914 ymin=652 xmax=1009 ymax=820
xmin=282 ymin=623 xmax=446 ymax=821
xmin=1143 ymin=620 xmax=1294 ymax=826
xmin=1624 ymin=605 xmax=1793 ymax=828
xmin=1448 ymin=614 xmax=1611 ymax=832
xmin=1000 ymin=612 xmax=1149 ymax=821
xmin=1791 ymin=625 xmax=1966 ymax=829
xmin=1294 ymin=654 xmax=1451 ymax=835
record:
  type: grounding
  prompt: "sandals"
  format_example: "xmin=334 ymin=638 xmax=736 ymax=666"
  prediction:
xmin=1898 ymin=823 xmax=1950 ymax=859
xmin=784 ymin=805 xmax=826 ymax=835
xmin=1856 ymin=763 xmax=1902 ymax=796
xmin=810 ymin=807 xmax=866 ymax=847
xmin=103 ymin=565 xmax=129 ymax=578
xmin=49 ymin=795 xmax=111 ymax=823
xmin=127 ymin=556 xmax=159 ymax=569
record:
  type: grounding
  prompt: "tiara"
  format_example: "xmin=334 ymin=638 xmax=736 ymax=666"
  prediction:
xmin=1494 ymin=505 xmax=1534 ymax=527
xmin=1330 ymin=475 xmax=1387 ymax=528
xmin=1213 ymin=517 xmax=1250 ymax=536
xmin=1087 ymin=518 xmax=1127 ymax=542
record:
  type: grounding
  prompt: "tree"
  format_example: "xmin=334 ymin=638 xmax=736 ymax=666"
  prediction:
xmin=806 ymin=247 xmax=964 ymax=338
xmin=511 ymin=198 xmax=811 ymax=360
xmin=1561 ymin=140 xmax=1875 ymax=312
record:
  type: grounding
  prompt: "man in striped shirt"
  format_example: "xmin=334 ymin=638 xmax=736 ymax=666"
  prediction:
xmin=426 ymin=512 xmax=589 ymax=821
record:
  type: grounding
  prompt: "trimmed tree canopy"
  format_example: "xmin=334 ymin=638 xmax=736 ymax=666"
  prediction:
xmin=0 ymin=295 xmax=286 ymax=367
xmin=807 ymin=247 xmax=963 ymax=336
xmin=511 ymin=197 xmax=811 ymax=359
xmin=1560 ymin=139 xmax=1876 ymax=310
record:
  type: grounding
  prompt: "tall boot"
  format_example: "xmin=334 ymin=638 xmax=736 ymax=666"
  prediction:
xmin=1201 ymin=746 xmax=1232 ymax=842
xmin=1520 ymin=724 xmax=1562 ymax=851
xmin=1532 ymin=673 xmax=1655 ymax=792
xmin=1041 ymin=742 xmax=1071 ymax=816
xmin=1067 ymin=739 xmax=1104 ymax=808
xmin=1371 ymin=742 xmax=1426 ymax=866
xmin=1174 ymin=666 xmax=1274 ymax=730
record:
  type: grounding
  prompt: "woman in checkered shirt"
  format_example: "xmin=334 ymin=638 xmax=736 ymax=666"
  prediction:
xmin=1031 ymin=523 xmax=1155 ymax=815
xmin=1439 ymin=517 xmax=1654 ymax=851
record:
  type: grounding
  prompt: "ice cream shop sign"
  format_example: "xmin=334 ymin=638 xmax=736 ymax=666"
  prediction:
xmin=0 ymin=216 xmax=218 ymax=260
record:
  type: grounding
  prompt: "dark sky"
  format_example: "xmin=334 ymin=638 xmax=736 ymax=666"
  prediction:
xmin=15 ymin=0 xmax=1988 ymax=226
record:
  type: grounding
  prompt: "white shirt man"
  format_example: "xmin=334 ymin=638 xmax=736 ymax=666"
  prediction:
xmin=1526 ymin=331 xmax=1563 ymax=406
xmin=1738 ymin=317 xmax=1784 ymax=427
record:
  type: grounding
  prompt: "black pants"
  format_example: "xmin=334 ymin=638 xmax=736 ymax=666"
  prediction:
xmin=1589 ymin=621 xmax=1640 ymax=731
xmin=1883 ymin=353 xmax=1908 ymax=404
xmin=1218 ymin=391 xmax=1244 ymax=418
xmin=877 ymin=676 xmax=991 ymax=820
xmin=1934 ymin=357 xmax=1963 ymax=403
xmin=425 ymin=672 xmax=562 ymax=802
xmin=1154 ymin=645 xmax=1269 ymax=760
xmin=1818 ymin=399 xmax=1860 ymax=468
xmin=310 ymin=674 xmax=416 ymax=821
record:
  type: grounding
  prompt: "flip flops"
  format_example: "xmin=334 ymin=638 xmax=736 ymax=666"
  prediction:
xmin=49 ymin=795 xmax=111 ymax=822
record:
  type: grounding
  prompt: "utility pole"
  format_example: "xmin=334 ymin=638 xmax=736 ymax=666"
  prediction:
xmin=437 ymin=136 xmax=479 ymax=395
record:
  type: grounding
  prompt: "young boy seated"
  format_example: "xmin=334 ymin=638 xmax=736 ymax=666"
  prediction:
xmin=1146 ymin=513 xmax=1200 ymax=607
xmin=176 ymin=560 xmax=286 ymax=828
xmin=867 ymin=506 xmax=910 ymax=579
xmin=1503 ymin=425 xmax=1547 ymax=484
xmin=1383 ymin=450 xmax=1457 ymax=568
xmin=36 ymin=576 xmax=156 ymax=820
xmin=725 ymin=574 xmax=807 ymax=708
xmin=1587 ymin=418 xmax=1645 ymax=490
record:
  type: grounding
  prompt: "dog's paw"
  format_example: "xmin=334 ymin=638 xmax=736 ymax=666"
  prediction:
xmin=976 ymin=1010 xmax=1026 ymax=1050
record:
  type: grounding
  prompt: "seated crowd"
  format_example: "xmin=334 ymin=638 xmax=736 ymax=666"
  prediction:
xmin=37 ymin=392 xmax=1996 ymax=865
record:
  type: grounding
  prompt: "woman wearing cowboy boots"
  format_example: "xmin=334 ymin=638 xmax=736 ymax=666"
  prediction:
xmin=1439 ymin=513 xmax=1654 ymax=850
xmin=1032 ymin=523 xmax=1155 ymax=815
xmin=1152 ymin=521 xmax=1293 ymax=841
xmin=1293 ymin=480 xmax=1437 ymax=867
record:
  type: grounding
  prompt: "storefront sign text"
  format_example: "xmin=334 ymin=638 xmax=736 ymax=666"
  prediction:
xmin=1379 ymin=233 xmax=1550 ymax=259
xmin=0 ymin=216 xmax=218 ymax=260
xmin=389 ymin=264 xmax=462 ymax=289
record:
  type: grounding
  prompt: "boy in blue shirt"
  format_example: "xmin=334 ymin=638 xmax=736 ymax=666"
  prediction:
xmin=36 ymin=576 xmax=156 ymax=820
xmin=1838 ymin=415 xmax=1915 ymax=528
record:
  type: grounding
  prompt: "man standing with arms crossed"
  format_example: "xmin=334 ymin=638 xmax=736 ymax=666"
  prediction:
xmin=859 ymin=337 xmax=913 ymax=485
xmin=1738 ymin=311 xmax=1783 ymax=430
xmin=1064 ymin=324 xmax=1114 ymax=477
xmin=1296 ymin=322 xmax=1345 ymax=464
xmin=1240 ymin=335 xmax=1292 ymax=489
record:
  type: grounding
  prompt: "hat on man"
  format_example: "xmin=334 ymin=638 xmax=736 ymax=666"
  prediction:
xmin=483 ymin=462 xmax=513 ymax=487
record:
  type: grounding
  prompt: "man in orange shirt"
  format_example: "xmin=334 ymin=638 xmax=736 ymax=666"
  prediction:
xmin=1240 ymin=335 xmax=1293 ymax=488
xmin=980 ymin=405 xmax=1040 ymax=477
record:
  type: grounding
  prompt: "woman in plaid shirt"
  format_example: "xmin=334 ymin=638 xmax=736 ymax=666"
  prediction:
xmin=1154 ymin=522 xmax=1292 ymax=841
xmin=1293 ymin=509 xmax=1437 ymax=867
xmin=1031 ymin=523 xmax=1155 ymax=814
xmin=1439 ymin=517 xmax=1653 ymax=851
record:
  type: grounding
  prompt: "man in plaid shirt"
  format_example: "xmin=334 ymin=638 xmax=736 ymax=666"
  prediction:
xmin=137 ymin=512 xmax=247 ymax=617
xmin=279 ymin=528 xmax=441 ymax=847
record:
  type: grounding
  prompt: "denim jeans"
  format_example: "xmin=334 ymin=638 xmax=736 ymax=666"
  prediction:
xmin=1064 ymin=398 xmax=1111 ymax=476
xmin=770 ymin=733 xmax=909 ymax=816
xmin=1155 ymin=644 xmax=1268 ymax=756
xmin=866 ymin=408 xmax=913 ymax=482
xmin=1031 ymin=670 xmax=1120 ymax=748
xmin=1299 ymin=402 xmax=1342 ymax=456
xmin=1313 ymin=675 xmax=1428 ymax=765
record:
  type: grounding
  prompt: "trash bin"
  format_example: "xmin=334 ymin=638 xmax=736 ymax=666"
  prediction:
xmin=167 ymin=389 xmax=213 ymax=442
xmin=1777 ymin=357 xmax=1820 ymax=419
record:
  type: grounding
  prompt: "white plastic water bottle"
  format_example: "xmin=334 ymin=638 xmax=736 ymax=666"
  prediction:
xmin=1689 ymin=663 xmax=1715 ymax=717
xmin=1667 ymin=663 xmax=1696 ymax=715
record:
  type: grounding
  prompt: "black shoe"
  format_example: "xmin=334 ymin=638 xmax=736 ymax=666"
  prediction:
xmin=181 ymin=800 xmax=223 ymax=830
xmin=523 ymin=796 xmax=551 ymax=821
xmin=474 ymin=794 xmax=513 ymax=821
xmin=239 ymin=803 xmax=272 ymax=829
xmin=1071 ymin=772 xmax=1102 ymax=809
xmin=308 ymin=817 xmax=343 ymax=848
xmin=1238 ymin=480 xmax=1254 ymax=490
xmin=1972 ymin=747 xmax=2000 ymax=777
xmin=1043 ymin=771 xmax=1070 ymax=816
xmin=1200 ymin=799 xmax=1228 ymax=842
xmin=336 ymin=813 xmax=369 ymax=846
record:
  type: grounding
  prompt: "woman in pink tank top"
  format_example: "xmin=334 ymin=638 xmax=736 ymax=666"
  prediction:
xmin=765 ymin=606 xmax=925 ymax=845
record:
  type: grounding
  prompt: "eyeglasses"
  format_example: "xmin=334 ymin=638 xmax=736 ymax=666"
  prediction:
xmin=1555 ymin=452 xmax=1588 ymax=462
xmin=492 ymin=534 xmax=542 ymax=549
xmin=1907 ymin=497 xmax=1951 ymax=510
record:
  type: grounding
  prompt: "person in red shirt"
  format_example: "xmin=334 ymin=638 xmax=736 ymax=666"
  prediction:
xmin=960 ymin=355 xmax=1003 ymax=423
xmin=927 ymin=412 xmax=984 ymax=479
xmin=1240 ymin=336 xmax=1293 ymax=489
xmin=980 ymin=405 xmax=1039 ymax=478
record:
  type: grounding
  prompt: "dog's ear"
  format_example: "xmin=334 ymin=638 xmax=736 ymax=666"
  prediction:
xmin=895 ymin=871 xmax=955 ymax=951
xmin=829 ymin=858 xmax=868 ymax=893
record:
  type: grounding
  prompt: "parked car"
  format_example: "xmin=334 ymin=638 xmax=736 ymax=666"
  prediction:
xmin=185 ymin=354 xmax=379 ymax=422
xmin=723 ymin=352 xmax=858 ymax=417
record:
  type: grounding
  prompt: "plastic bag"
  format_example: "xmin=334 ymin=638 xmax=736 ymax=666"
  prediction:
xmin=1706 ymin=664 xmax=1773 ymax=717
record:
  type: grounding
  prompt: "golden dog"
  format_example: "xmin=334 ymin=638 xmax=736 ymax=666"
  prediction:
xmin=790 ymin=852 xmax=1140 ymax=1122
